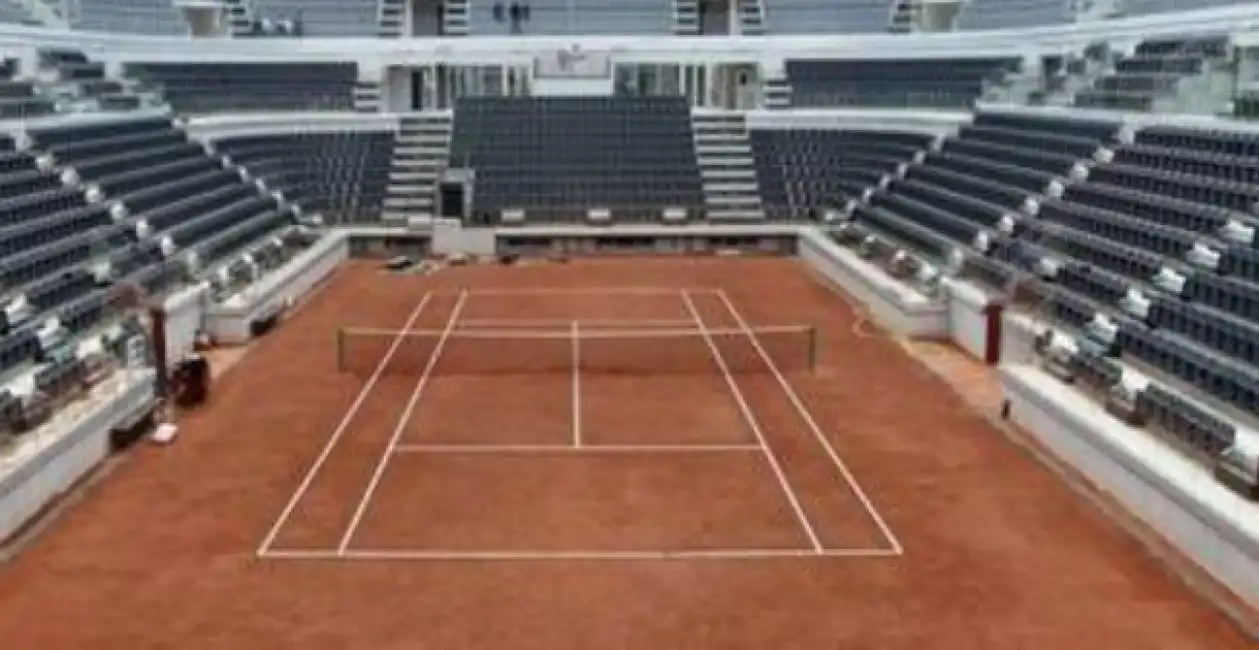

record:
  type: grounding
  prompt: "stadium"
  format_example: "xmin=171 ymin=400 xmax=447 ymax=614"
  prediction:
xmin=0 ymin=0 xmax=1258 ymax=646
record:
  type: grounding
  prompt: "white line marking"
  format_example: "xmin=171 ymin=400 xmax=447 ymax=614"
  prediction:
xmin=440 ymin=287 xmax=723 ymax=297
xmin=680 ymin=290 xmax=824 ymax=554
xmin=571 ymin=319 xmax=581 ymax=448
xmin=716 ymin=289 xmax=903 ymax=556
xmin=392 ymin=443 xmax=763 ymax=454
xmin=336 ymin=291 xmax=469 ymax=555
xmin=340 ymin=325 xmax=813 ymax=340
xmin=261 ymin=547 xmax=902 ymax=562
xmin=458 ymin=318 xmax=697 ymax=328
xmin=255 ymin=291 xmax=434 ymax=557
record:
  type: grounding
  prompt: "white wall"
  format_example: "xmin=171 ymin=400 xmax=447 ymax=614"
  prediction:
xmin=0 ymin=5 xmax=1255 ymax=69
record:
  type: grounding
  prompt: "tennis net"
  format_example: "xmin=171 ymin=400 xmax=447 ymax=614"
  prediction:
xmin=336 ymin=325 xmax=818 ymax=377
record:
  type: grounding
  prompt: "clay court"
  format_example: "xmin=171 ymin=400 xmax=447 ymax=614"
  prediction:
xmin=0 ymin=256 xmax=1253 ymax=649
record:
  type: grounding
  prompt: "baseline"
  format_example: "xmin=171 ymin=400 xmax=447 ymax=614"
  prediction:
xmin=440 ymin=287 xmax=724 ymax=297
xmin=392 ymin=443 xmax=763 ymax=454
xmin=261 ymin=548 xmax=902 ymax=561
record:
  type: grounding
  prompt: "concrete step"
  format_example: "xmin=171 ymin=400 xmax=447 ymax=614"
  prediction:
xmin=698 ymin=156 xmax=754 ymax=167
xmin=704 ymin=181 xmax=760 ymax=193
xmin=384 ymin=196 xmax=433 ymax=208
xmin=707 ymin=209 xmax=766 ymax=220
xmin=397 ymin=132 xmax=450 ymax=143
xmin=701 ymin=167 xmax=756 ymax=179
xmin=390 ymin=157 xmax=444 ymax=167
xmin=389 ymin=171 xmax=438 ymax=182
xmin=704 ymin=195 xmax=762 ymax=206
xmin=695 ymin=143 xmax=751 ymax=155
xmin=387 ymin=184 xmax=433 ymax=194
xmin=693 ymin=131 xmax=747 ymax=142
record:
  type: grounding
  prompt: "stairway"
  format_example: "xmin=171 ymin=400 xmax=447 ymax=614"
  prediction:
xmin=223 ymin=0 xmax=254 ymax=35
xmin=378 ymin=0 xmax=406 ymax=37
xmin=691 ymin=111 xmax=764 ymax=222
xmin=382 ymin=113 xmax=453 ymax=226
xmin=886 ymin=0 xmax=918 ymax=33
xmin=736 ymin=0 xmax=765 ymax=35
xmin=353 ymin=81 xmax=382 ymax=113
xmin=762 ymin=77 xmax=791 ymax=109
xmin=672 ymin=0 xmax=698 ymax=35
xmin=443 ymin=0 xmax=469 ymax=35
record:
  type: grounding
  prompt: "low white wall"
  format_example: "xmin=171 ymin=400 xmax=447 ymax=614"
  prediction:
xmin=944 ymin=278 xmax=998 ymax=363
xmin=183 ymin=113 xmax=400 ymax=141
xmin=745 ymin=108 xmax=969 ymax=137
xmin=162 ymin=284 xmax=210 ymax=368
xmin=1002 ymin=365 xmax=1259 ymax=608
xmin=206 ymin=232 xmax=350 ymax=343
xmin=0 ymin=369 xmax=156 ymax=542
xmin=432 ymin=219 xmax=496 ymax=257
xmin=797 ymin=228 xmax=950 ymax=338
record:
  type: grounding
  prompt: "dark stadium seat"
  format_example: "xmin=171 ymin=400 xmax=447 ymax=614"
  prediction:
xmin=450 ymin=96 xmax=704 ymax=223
xmin=215 ymin=131 xmax=392 ymax=223
xmin=749 ymin=129 xmax=930 ymax=220
xmin=784 ymin=58 xmax=1020 ymax=109
xmin=123 ymin=62 xmax=358 ymax=113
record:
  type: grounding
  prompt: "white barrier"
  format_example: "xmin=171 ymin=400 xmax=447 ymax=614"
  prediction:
xmin=1002 ymin=365 xmax=1259 ymax=608
xmin=943 ymin=278 xmax=1000 ymax=363
xmin=205 ymin=232 xmax=350 ymax=343
xmin=797 ymin=228 xmax=949 ymax=338
xmin=0 ymin=369 xmax=156 ymax=542
xmin=162 ymin=284 xmax=211 ymax=366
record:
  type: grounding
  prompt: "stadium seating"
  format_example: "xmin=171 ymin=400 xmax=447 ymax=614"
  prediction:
xmin=27 ymin=116 xmax=296 ymax=289
xmin=784 ymin=58 xmax=1021 ymax=109
xmin=760 ymin=0 xmax=893 ymax=33
xmin=848 ymin=112 xmax=1115 ymax=272
xmin=470 ymin=0 xmax=673 ymax=35
xmin=749 ymin=129 xmax=933 ymax=220
xmin=241 ymin=0 xmax=378 ymax=36
xmin=123 ymin=63 xmax=358 ymax=114
xmin=1075 ymin=36 xmax=1231 ymax=112
xmin=214 ymin=131 xmax=394 ymax=224
xmin=0 ymin=57 xmax=56 ymax=119
xmin=39 ymin=49 xmax=151 ymax=114
xmin=450 ymin=96 xmax=704 ymax=223
xmin=955 ymin=0 xmax=1071 ymax=30
xmin=1119 ymin=0 xmax=1251 ymax=19
xmin=77 ymin=0 xmax=187 ymax=34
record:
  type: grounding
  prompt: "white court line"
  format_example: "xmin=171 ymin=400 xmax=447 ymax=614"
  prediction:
xmin=440 ymin=287 xmax=724 ymax=297
xmin=336 ymin=290 xmax=470 ymax=555
xmin=392 ymin=443 xmax=763 ymax=454
xmin=680 ymin=290 xmax=824 ymax=554
xmin=716 ymin=289 xmax=904 ymax=556
xmin=458 ymin=318 xmax=697 ymax=328
xmin=261 ymin=547 xmax=901 ymax=562
xmin=255 ymin=291 xmax=434 ymax=557
xmin=571 ymin=320 xmax=581 ymax=448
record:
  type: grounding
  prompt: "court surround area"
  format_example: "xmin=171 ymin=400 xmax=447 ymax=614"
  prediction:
xmin=0 ymin=257 xmax=1252 ymax=650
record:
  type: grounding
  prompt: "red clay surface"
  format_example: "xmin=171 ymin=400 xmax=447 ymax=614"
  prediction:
xmin=0 ymin=257 xmax=1254 ymax=649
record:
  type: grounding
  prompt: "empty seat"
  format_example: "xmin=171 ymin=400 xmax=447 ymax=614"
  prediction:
xmin=124 ymin=63 xmax=358 ymax=113
xmin=451 ymin=96 xmax=704 ymax=223
xmin=785 ymin=58 xmax=1020 ymax=109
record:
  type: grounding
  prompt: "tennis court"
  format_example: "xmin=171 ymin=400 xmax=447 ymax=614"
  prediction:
xmin=0 ymin=257 xmax=1252 ymax=650
xmin=261 ymin=286 xmax=898 ymax=559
